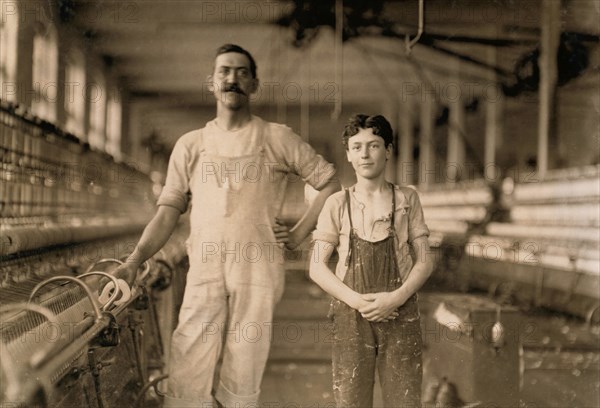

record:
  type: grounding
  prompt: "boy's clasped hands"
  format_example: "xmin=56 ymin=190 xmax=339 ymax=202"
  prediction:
xmin=350 ymin=290 xmax=409 ymax=323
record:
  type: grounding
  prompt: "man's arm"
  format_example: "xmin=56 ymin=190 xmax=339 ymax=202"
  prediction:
xmin=116 ymin=205 xmax=182 ymax=284
xmin=285 ymin=178 xmax=340 ymax=249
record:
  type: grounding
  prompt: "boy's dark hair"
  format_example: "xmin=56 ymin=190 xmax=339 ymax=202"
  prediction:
xmin=215 ymin=44 xmax=257 ymax=78
xmin=342 ymin=114 xmax=394 ymax=149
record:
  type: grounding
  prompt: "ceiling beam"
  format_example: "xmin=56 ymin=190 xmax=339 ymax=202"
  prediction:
xmin=73 ymin=0 xmax=293 ymax=33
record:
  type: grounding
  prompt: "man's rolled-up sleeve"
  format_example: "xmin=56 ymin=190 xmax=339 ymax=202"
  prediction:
xmin=278 ymin=128 xmax=337 ymax=191
xmin=156 ymin=140 xmax=190 ymax=213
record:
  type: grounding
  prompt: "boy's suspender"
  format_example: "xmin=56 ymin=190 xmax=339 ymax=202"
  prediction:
xmin=343 ymin=184 xmax=396 ymax=266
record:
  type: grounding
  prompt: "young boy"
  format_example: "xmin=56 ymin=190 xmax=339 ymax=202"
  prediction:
xmin=309 ymin=114 xmax=433 ymax=408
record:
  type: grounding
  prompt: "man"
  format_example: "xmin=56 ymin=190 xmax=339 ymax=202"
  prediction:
xmin=117 ymin=44 xmax=339 ymax=407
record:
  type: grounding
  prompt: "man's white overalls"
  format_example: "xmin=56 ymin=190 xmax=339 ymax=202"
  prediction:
xmin=159 ymin=116 xmax=336 ymax=407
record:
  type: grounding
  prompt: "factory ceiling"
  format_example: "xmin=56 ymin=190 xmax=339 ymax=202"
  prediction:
xmin=64 ymin=0 xmax=598 ymax=146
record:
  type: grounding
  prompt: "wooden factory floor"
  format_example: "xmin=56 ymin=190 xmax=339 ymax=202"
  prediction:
xmin=259 ymin=266 xmax=600 ymax=408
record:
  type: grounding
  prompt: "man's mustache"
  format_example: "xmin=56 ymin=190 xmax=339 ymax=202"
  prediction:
xmin=223 ymin=84 xmax=246 ymax=96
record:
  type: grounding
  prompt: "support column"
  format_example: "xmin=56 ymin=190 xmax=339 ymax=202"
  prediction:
xmin=300 ymin=46 xmax=310 ymax=141
xmin=382 ymin=99 xmax=398 ymax=184
xmin=127 ymin=101 xmax=149 ymax=169
xmin=276 ymin=29 xmax=287 ymax=124
xmin=447 ymin=99 xmax=466 ymax=184
xmin=484 ymin=37 xmax=504 ymax=183
xmin=537 ymin=0 xmax=561 ymax=179
xmin=398 ymin=101 xmax=415 ymax=185
xmin=484 ymin=96 xmax=504 ymax=183
xmin=419 ymin=96 xmax=435 ymax=187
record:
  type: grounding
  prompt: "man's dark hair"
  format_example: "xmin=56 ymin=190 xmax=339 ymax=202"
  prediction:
xmin=215 ymin=44 xmax=257 ymax=78
xmin=342 ymin=114 xmax=394 ymax=149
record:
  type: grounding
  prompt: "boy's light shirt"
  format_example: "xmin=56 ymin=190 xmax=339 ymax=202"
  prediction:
xmin=313 ymin=185 xmax=430 ymax=283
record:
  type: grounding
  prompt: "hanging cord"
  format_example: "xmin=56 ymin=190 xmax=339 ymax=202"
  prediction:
xmin=405 ymin=0 xmax=424 ymax=55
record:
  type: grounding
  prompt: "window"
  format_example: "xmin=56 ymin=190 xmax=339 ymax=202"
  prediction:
xmin=0 ymin=3 xmax=19 ymax=102
xmin=105 ymin=89 xmax=122 ymax=160
xmin=64 ymin=49 xmax=86 ymax=138
xmin=88 ymin=72 xmax=106 ymax=150
xmin=31 ymin=22 xmax=58 ymax=122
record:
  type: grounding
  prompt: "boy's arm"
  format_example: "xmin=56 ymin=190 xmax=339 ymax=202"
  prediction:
xmin=114 ymin=206 xmax=182 ymax=285
xmin=359 ymin=236 xmax=433 ymax=321
xmin=285 ymin=177 xmax=340 ymax=249
xmin=308 ymin=240 xmax=365 ymax=310
xmin=395 ymin=235 xmax=433 ymax=300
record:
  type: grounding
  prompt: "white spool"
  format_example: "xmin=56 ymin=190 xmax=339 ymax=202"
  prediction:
xmin=99 ymin=278 xmax=132 ymax=307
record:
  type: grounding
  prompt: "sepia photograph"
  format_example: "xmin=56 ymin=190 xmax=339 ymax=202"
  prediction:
xmin=0 ymin=1 xmax=599 ymax=407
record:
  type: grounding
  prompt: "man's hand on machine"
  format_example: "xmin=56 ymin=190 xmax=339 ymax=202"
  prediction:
xmin=94 ymin=261 xmax=140 ymax=309
xmin=112 ymin=261 xmax=142 ymax=288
